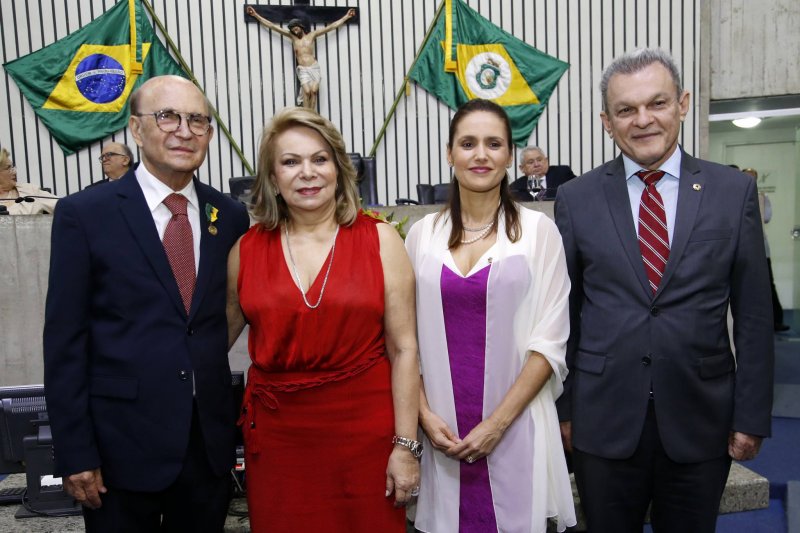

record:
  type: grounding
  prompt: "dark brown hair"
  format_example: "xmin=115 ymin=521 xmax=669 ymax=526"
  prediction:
xmin=441 ymin=98 xmax=520 ymax=249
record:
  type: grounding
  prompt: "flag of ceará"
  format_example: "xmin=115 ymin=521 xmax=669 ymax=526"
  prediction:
xmin=3 ymin=0 xmax=185 ymax=155
xmin=409 ymin=0 xmax=569 ymax=147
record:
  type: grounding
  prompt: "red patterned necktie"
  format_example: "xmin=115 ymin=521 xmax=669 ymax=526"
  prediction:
xmin=162 ymin=193 xmax=195 ymax=314
xmin=636 ymin=170 xmax=669 ymax=295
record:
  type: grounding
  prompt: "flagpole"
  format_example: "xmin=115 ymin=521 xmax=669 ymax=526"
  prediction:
xmin=368 ymin=0 xmax=446 ymax=158
xmin=140 ymin=0 xmax=255 ymax=175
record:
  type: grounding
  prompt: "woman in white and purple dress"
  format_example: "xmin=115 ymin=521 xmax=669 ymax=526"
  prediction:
xmin=406 ymin=99 xmax=576 ymax=533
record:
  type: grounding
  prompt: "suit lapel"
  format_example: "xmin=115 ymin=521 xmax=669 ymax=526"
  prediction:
xmin=189 ymin=181 xmax=217 ymax=320
xmin=655 ymin=151 xmax=703 ymax=298
xmin=602 ymin=157 xmax=652 ymax=296
xmin=116 ymin=170 xmax=187 ymax=317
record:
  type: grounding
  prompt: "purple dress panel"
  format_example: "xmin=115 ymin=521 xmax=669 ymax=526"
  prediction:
xmin=441 ymin=264 xmax=498 ymax=533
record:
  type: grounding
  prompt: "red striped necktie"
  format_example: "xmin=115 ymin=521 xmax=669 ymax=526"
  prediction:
xmin=162 ymin=193 xmax=196 ymax=314
xmin=636 ymin=170 xmax=669 ymax=295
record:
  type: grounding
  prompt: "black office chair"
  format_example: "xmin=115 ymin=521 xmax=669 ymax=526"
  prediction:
xmin=229 ymin=155 xmax=378 ymax=207
xmin=348 ymin=153 xmax=379 ymax=206
xmin=229 ymin=176 xmax=255 ymax=204
xmin=397 ymin=183 xmax=451 ymax=205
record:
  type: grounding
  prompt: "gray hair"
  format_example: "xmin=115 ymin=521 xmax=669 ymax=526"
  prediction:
xmin=520 ymin=145 xmax=546 ymax=160
xmin=118 ymin=144 xmax=134 ymax=166
xmin=600 ymin=48 xmax=683 ymax=111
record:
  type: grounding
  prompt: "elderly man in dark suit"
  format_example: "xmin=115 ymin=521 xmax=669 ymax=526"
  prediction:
xmin=554 ymin=48 xmax=773 ymax=532
xmin=509 ymin=146 xmax=575 ymax=201
xmin=43 ymin=75 xmax=250 ymax=532
xmin=86 ymin=141 xmax=134 ymax=188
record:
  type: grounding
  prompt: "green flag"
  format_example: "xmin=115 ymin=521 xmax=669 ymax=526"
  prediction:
xmin=3 ymin=0 xmax=185 ymax=155
xmin=409 ymin=0 xmax=569 ymax=147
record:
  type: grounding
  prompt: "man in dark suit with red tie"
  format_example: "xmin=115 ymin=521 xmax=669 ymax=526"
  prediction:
xmin=554 ymin=48 xmax=773 ymax=532
xmin=509 ymin=146 xmax=575 ymax=201
xmin=44 ymin=75 xmax=250 ymax=532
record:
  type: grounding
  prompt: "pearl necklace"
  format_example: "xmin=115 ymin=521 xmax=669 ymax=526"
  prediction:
xmin=284 ymin=223 xmax=339 ymax=309
xmin=463 ymin=221 xmax=494 ymax=232
xmin=460 ymin=220 xmax=495 ymax=244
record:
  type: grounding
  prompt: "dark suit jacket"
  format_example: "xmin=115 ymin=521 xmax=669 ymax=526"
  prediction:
xmin=43 ymin=167 xmax=250 ymax=491
xmin=554 ymin=152 xmax=773 ymax=464
xmin=509 ymin=165 xmax=576 ymax=201
xmin=85 ymin=178 xmax=110 ymax=188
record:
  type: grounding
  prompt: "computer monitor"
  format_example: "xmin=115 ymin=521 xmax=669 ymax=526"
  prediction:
xmin=0 ymin=384 xmax=46 ymax=474
xmin=0 ymin=384 xmax=80 ymax=518
xmin=0 ymin=373 xmax=245 ymax=516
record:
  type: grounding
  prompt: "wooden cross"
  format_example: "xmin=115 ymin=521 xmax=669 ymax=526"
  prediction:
xmin=244 ymin=2 xmax=358 ymax=109
xmin=244 ymin=2 xmax=359 ymax=27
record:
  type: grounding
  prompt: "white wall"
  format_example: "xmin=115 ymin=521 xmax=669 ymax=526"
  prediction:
xmin=710 ymin=0 xmax=800 ymax=100
xmin=1 ymin=0 xmax=701 ymax=205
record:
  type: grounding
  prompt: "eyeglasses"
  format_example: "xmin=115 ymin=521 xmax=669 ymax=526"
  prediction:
xmin=98 ymin=152 xmax=127 ymax=162
xmin=134 ymin=109 xmax=212 ymax=136
xmin=0 ymin=164 xmax=15 ymax=172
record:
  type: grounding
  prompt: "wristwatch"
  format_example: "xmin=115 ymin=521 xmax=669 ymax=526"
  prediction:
xmin=392 ymin=436 xmax=423 ymax=458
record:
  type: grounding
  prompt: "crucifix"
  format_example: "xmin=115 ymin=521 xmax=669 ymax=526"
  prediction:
xmin=245 ymin=2 xmax=359 ymax=111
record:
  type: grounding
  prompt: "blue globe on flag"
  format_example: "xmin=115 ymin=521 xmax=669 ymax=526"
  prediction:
xmin=74 ymin=54 xmax=126 ymax=104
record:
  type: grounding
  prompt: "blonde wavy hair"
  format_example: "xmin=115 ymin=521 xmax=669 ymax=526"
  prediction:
xmin=250 ymin=107 xmax=360 ymax=229
xmin=0 ymin=148 xmax=10 ymax=169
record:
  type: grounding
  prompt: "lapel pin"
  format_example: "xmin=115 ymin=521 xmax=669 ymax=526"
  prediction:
xmin=692 ymin=183 xmax=702 ymax=191
xmin=205 ymin=203 xmax=219 ymax=235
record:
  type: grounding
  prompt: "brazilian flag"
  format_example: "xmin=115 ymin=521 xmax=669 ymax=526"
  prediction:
xmin=409 ymin=0 xmax=569 ymax=147
xmin=3 ymin=0 xmax=184 ymax=155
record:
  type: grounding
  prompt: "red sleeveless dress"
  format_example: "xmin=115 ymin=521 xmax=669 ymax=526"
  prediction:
xmin=237 ymin=214 xmax=405 ymax=532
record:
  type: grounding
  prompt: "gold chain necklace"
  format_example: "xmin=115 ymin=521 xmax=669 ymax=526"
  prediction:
xmin=284 ymin=223 xmax=339 ymax=309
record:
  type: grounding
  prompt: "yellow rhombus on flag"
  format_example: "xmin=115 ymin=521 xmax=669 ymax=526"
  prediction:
xmin=3 ymin=0 xmax=184 ymax=155
xmin=454 ymin=43 xmax=540 ymax=106
xmin=43 ymin=43 xmax=152 ymax=112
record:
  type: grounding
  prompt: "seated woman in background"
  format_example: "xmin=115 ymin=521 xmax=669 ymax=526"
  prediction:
xmin=0 ymin=148 xmax=58 ymax=215
xmin=405 ymin=99 xmax=576 ymax=532
xmin=226 ymin=107 xmax=420 ymax=532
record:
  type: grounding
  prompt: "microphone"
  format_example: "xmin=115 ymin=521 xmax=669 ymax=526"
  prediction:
xmin=11 ymin=195 xmax=59 ymax=203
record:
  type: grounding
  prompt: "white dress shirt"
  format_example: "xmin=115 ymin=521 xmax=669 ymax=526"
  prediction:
xmin=623 ymin=147 xmax=682 ymax=244
xmin=135 ymin=165 xmax=201 ymax=273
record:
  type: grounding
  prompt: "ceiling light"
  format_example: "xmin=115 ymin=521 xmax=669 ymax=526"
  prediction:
xmin=732 ymin=117 xmax=762 ymax=128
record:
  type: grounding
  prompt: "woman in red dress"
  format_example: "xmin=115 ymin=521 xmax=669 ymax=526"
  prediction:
xmin=226 ymin=107 xmax=421 ymax=532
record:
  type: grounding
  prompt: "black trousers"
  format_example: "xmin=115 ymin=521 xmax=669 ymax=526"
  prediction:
xmin=573 ymin=401 xmax=732 ymax=533
xmin=83 ymin=404 xmax=232 ymax=533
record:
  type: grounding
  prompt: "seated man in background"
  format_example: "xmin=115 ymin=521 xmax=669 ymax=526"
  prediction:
xmin=510 ymin=145 xmax=576 ymax=201
xmin=87 ymin=142 xmax=134 ymax=187
xmin=0 ymin=147 xmax=58 ymax=215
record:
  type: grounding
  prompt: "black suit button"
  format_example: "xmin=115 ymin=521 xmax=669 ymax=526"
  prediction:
xmin=178 ymin=370 xmax=190 ymax=381
xmin=187 ymin=327 xmax=194 ymax=336
xmin=650 ymin=306 xmax=660 ymax=317
xmin=642 ymin=356 xmax=652 ymax=366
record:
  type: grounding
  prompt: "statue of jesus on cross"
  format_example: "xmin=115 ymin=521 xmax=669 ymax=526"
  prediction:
xmin=246 ymin=6 xmax=356 ymax=110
